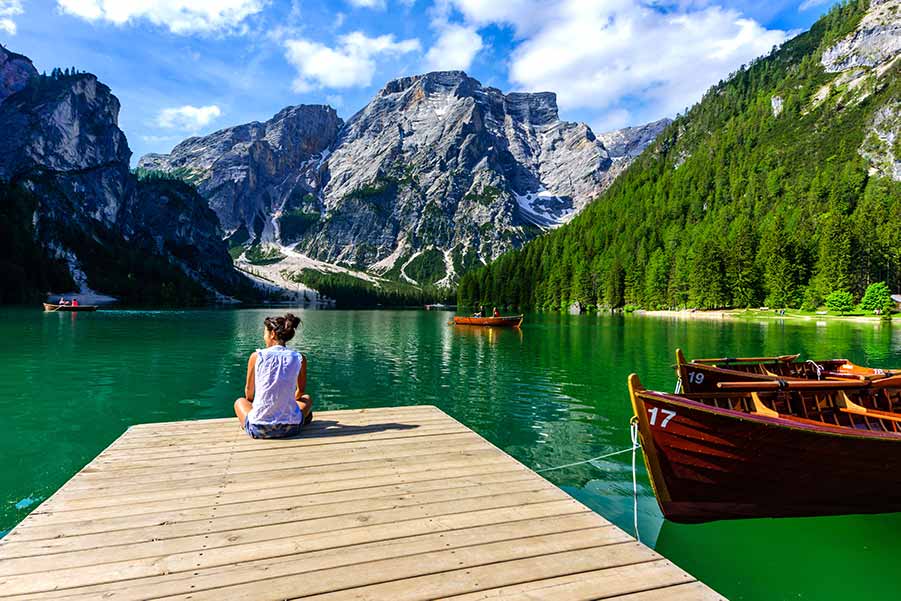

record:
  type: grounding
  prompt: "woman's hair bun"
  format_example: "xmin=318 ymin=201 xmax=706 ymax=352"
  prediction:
xmin=264 ymin=313 xmax=302 ymax=342
xmin=284 ymin=313 xmax=301 ymax=330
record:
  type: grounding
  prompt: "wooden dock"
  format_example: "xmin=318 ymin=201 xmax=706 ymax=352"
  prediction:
xmin=0 ymin=406 xmax=724 ymax=600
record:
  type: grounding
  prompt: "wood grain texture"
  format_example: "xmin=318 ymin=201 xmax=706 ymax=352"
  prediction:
xmin=0 ymin=405 xmax=723 ymax=600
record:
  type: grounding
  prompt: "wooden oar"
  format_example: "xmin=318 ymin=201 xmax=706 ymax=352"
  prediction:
xmin=692 ymin=353 xmax=800 ymax=365
xmin=717 ymin=374 xmax=901 ymax=391
xmin=717 ymin=379 xmax=869 ymax=391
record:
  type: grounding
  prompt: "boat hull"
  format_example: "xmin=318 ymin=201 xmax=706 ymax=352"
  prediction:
xmin=43 ymin=303 xmax=98 ymax=312
xmin=453 ymin=315 xmax=523 ymax=327
xmin=630 ymin=386 xmax=901 ymax=523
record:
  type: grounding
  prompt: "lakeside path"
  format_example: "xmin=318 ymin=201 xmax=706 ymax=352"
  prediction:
xmin=636 ymin=309 xmax=889 ymax=324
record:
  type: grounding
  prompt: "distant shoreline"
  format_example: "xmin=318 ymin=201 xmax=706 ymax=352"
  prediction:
xmin=634 ymin=309 xmax=890 ymax=324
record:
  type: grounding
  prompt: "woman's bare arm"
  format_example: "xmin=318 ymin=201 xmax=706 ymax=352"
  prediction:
xmin=296 ymin=353 xmax=307 ymax=400
xmin=245 ymin=353 xmax=257 ymax=401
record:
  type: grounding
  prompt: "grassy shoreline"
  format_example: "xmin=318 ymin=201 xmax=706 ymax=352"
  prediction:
xmin=636 ymin=308 xmax=893 ymax=324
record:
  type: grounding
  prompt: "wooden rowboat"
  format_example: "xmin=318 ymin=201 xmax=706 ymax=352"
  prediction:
xmin=629 ymin=373 xmax=901 ymax=523
xmin=43 ymin=303 xmax=98 ymax=312
xmin=675 ymin=348 xmax=897 ymax=393
xmin=453 ymin=315 xmax=523 ymax=327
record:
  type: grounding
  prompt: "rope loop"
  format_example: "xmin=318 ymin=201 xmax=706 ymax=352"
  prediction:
xmin=807 ymin=359 xmax=824 ymax=380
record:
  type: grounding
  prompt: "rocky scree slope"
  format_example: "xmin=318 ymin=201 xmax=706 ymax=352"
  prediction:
xmin=0 ymin=45 xmax=248 ymax=304
xmin=140 ymin=72 xmax=669 ymax=286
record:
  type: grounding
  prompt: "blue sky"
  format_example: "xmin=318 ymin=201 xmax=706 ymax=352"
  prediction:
xmin=1 ymin=0 xmax=842 ymax=163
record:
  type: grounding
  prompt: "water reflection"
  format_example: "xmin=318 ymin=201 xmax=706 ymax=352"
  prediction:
xmin=1 ymin=308 xmax=899 ymax=600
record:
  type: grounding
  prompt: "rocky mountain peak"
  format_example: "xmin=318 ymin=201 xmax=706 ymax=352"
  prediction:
xmin=598 ymin=118 xmax=673 ymax=162
xmin=140 ymin=71 xmax=670 ymax=287
xmin=0 ymin=69 xmax=130 ymax=189
xmin=0 ymin=44 xmax=250 ymax=303
xmin=380 ymin=70 xmax=475 ymax=96
xmin=139 ymin=103 xmax=342 ymax=237
xmin=0 ymin=44 xmax=38 ymax=103
xmin=504 ymin=92 xmax=559 ymax=125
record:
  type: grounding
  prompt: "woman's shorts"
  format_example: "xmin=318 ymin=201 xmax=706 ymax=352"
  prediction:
xmin=244 ymin=420 xmax=303 ymax=439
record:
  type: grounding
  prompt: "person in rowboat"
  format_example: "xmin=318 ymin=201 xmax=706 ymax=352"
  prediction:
xmin=234 ymin=313 xmax=313 ymax=439
xmin=492 ymin=307 xmax=500 ymax=317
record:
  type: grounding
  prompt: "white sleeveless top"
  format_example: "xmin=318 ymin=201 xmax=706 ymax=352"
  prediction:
xmin=247 ymin=345 xmax=304 ymax=426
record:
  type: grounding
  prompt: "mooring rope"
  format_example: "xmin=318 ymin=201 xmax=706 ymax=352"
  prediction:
xmin=630 ymin=415 xmax=641 ymax=543
xmin=536 ymin=416 xmax=643 ymax=542
xmin=535 ymin=447 xmax=634 ymax=473
xmin=807 ymin=359 xmax=824 ymax=380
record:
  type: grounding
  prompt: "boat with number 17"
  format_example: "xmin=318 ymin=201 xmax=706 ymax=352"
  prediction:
xmin=628 ymin=372 xmax=901 ymax=523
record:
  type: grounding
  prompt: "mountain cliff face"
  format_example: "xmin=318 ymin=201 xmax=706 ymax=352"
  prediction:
xmin=458 ymin=0 xmax=901 ymax=311
xmin=139 ymin=105 xmax=342 ymax=240
xmin=597 ymin=119 xmax=672 ymax=164
xmin=0 ymin=45 xmax=36 ymax=102
xmin=0 ymin=45 xmax=249 ymax=304
xmin=140 ymin=71 xmax=666 ymax=285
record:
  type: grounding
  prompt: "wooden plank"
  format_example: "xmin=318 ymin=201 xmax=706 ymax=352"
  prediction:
xmin=18 ymin=462 xmax=521 ymax=528
xmin=13 ymin=515 xmax=613 ymax=600
xmin=0 ymin=490 xmax=572 ymax=576
xmin=0 ymin=502 xmax=590 ymax=596
xmin=109 ymin=421 xmax=464 ymax=451
xmin=40 ymin=450 xmax=511 ymax=510
xmin=82 ymin=428 xmax=482 ymax=470
xmin=119 ymin=407 xmax=442 ymax=436
xmin=116 ymin=413 xmax=453 ymax=444
xmin=94 ymin=421 xmax=465 ymax=462
xmin=608 ymin=581 xmax=727 ymax=600
xmin=443 ymin=560 xmax=697 ymax=600
xmin=8 ymin=471 xmax=535 ymax=542
xmin=116 ymin=407 xmax=443 ymax=436
xmin=185 ymin=543 xmax=661 ymax=601
xmin=0 ymin=478 xmax=555 ymax=556
xmin=64 ymin=437 xmax=491 ymax=488
xmin=0 ymin=407 xmax=722 ymax=600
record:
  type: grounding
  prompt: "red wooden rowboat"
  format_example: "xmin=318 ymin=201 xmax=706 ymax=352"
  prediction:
xmin=675 ymin=348 xmax=897 ymax=393
xmin=628 ymin=373 xmax=901 ymax=523
xmin=453 ymin=315 xmax=523 ymax=327
xmin=43 ymin=303 xmax=98 ymax=312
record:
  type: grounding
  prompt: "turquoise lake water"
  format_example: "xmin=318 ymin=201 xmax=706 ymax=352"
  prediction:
xmin=1 ymin=307 xmax=899 ymax=599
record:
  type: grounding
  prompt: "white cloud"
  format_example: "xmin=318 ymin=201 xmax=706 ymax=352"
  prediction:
xmin=0 ymin=0 xmax=23 ymax=34
xmin=156 ymin=104 xmax=222 ymax=130
xmin=447 ymin=0 xmax=787 ymax=124
xmin=284 ymin=31 xmax=421 ymax=91
xmin=424 ymin=23 xmax=483 ymax=71
xmin=55 ymin=0 xmax=265 ymax=34
xmin=347 ymin=0 xmax=386 ymax=8
xmin=326 ymin=94 xmax=345 ymax=107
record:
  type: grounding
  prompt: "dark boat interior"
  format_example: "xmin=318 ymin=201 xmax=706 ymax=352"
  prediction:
xmin=680 ymin=387 xmax=901 ymax=434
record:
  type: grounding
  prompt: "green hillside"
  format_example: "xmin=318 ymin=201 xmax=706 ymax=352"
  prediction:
xmin=459 ymin=1 xmax=900 ymax=311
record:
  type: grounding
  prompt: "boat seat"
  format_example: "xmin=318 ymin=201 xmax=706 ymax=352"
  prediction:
xmin=749 ymin=392 xmax=778 ymax=417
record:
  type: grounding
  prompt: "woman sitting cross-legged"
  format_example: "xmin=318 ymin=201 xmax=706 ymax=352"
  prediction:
xmin=234 ymin=313 xmax=313 ymax=439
